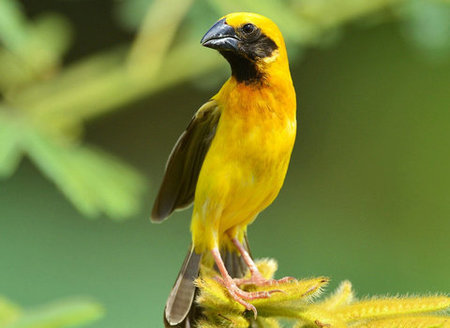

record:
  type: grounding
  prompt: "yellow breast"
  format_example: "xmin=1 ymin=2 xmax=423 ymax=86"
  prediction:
xmin=191 ymin=77 xmax=296 ymax=252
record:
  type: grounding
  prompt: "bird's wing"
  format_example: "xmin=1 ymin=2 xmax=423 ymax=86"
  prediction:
xmin=151 ymin=100 xmax=221 ymax=221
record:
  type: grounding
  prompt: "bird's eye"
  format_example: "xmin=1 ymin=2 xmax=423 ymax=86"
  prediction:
xmin=242 ymin=23 xmax=256 ymax=34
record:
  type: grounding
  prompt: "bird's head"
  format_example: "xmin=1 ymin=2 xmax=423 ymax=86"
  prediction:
xmin=201 ymin=12 xmax=288 ymax=84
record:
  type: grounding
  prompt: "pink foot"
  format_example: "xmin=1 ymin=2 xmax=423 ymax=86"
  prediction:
xmin=227 ymin=236 xmax=297 ymax=287
xmin=215 ymin=277 xmax=282 ymax=318
xmin=234 ymin=272 xmax=297 ymax=287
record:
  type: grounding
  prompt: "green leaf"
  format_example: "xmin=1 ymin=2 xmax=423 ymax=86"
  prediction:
xmin=23 ymin=128 xmax=145 ymax=220
xmin=126 ymin=0 xmax=195 ymax=79
xmin=0 ymin=110 xmax=22 ymax=178
xmin=0 ymin=1 xmax=72 ymax=89
xmin=4 ymin=298 xmax=103 ymax=328
xmin=17 ymin=39 xmax=221 ymax=122
xmin=27 ymin=13 xmax=73 ymax=67
xmin=0 ymin=0 xmax=29 ymax=53
xmin=400 ymin=0 xmax=450 ymax=61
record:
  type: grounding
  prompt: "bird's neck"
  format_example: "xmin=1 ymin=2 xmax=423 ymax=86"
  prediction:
xmin=215 ymin=66 xmax=296 ymax=122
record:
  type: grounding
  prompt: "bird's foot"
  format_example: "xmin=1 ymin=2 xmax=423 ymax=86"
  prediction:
xmin=215 ymin=276 xmax=282 ymax=318
xmin=234 ymin=272 xmax=297 ymax=287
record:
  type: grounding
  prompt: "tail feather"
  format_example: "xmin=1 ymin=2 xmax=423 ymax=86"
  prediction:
xmin=165 ymin=247 xmax=201 ymax=327
xmin=164 ymin=237 xmax=252 ymax=327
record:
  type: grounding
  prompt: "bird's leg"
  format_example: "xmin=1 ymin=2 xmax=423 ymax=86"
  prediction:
xmin=211 ymin=247 xmax=279 ymax=318
xmin=230 ymin=236 xmax=296 ymax=287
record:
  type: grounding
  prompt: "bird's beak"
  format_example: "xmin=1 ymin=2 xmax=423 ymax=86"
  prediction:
xmin=201 ymin=18 xmax=238 ymax=51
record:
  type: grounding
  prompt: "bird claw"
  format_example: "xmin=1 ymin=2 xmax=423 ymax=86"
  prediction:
xmin=234 ymin=274 xmax=297 ymax=287
xmin=215 ymin=275 xmax=287 ymax=318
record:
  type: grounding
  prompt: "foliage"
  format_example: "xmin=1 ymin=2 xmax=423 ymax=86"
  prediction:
xmin=0 ymin=0 xmax=449 ymax=219
xmin=0 ymin=296 xmax=103 ymax=328
xmin=195 ymin=259 xmax=450 ymax=328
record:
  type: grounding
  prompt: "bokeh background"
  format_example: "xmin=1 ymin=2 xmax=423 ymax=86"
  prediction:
xmin=1 ymin=0 xmax=449 ymax=327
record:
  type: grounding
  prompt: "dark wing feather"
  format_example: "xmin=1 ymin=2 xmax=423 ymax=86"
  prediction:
xmin=151 ymin=100 xmax=221 ymax=221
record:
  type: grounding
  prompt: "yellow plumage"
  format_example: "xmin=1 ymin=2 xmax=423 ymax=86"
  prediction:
xmin=152 ymin=12 xmax=297 ymax=327
xmin=192 ymin=65 xmax=296 ymax=252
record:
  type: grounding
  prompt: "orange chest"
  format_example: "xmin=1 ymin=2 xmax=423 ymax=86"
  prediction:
xmin=212 ymin=98 xmax=296 ymax=176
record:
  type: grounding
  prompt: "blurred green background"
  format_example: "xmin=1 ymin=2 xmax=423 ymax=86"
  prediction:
xmin=1 ymin=0 xmax=449 ymax=327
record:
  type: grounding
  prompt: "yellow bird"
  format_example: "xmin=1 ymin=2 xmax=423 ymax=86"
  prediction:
xmin=152 ymin=12 xmax=296 ymax=327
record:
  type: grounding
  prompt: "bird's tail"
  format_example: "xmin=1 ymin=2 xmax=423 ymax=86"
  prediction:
xmin=164 ymin=238 xmax=251 ymax=328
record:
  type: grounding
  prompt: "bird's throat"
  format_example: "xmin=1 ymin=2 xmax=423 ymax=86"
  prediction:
xmin=220 ymin=51 xmax=263 ymax=84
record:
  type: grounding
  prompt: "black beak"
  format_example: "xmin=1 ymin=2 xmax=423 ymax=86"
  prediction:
xmin=201 ymin=18 xmax=238 ymax=51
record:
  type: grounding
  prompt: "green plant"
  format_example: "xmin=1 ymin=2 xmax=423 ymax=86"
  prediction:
xmin=195 ymin=259 xmax=450 ymax=328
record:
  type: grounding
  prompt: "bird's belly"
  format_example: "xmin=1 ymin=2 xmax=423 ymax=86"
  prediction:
xmin=217 ymin=157 xmax=288 ymax=233
xmin=191 ymin=118 xmax=295 ymax=249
